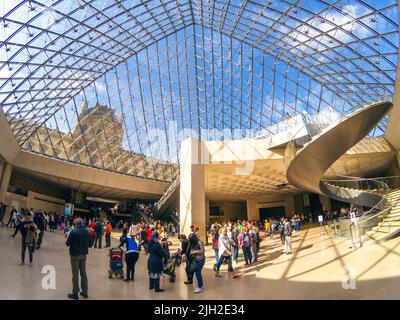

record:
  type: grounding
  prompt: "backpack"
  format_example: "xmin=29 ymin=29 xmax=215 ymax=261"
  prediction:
xmin=242 ymin=233 xmax=250 ymax=246
xmin=250 ymin=231 xmax=257 ymax=242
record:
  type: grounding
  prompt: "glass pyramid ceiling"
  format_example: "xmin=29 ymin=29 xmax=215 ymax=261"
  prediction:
xmin=0 ymin=0 xmax=398 ymax=182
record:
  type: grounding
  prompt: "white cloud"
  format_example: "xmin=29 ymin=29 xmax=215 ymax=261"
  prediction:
xmin=95 ymin=81 xmax=107 ymax=92
xmin=289 ymin=4 xmax=371 ymax=51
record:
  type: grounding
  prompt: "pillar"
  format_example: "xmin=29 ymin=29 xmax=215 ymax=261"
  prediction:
xmin=179 ymin=139 xmax=207 ymax=241
xmin=319 ymin=194 xmax=332 ymax=211
xmin=205 ymin=198 xmax=210 ymax=224
xmin=0 ymin=163 xmax=12 ymax=203
xmin=246 ymin=198 xmax=259 ymax=221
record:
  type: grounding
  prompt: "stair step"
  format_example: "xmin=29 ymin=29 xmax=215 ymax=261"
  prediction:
xmin=386 ymin=212 xmax=400 ymax=218
xmin=364 ymin=232 xmax=389 ymax=243
xmin=383 ymin=217 xmax=400 ymax=222
xmin=373 ymin=226 xmax=398 ymax=233
xmin=378 ymin=222 xmax=400 ymax=227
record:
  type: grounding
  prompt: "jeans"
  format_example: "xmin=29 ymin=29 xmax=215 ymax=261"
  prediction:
xmin=21 ymin=240 xmax=34 ymax=263
xmin=213 ymin=249 xmax=219 ymax=267
xmin=125 ymin=252 xmax=139 ymax=280
xmin=216 ymin=255 xmax=234 ymax=272
xmin=105 ymin=234 xmax=111 ymax=247
xmin=251 ymin=243 xmax=258 ymax=262
xmin=149 ymin=278 xmax=162 ymax=291
xmin=269 ymin=230 xmax=274 ymax=239
xmin=13 ymin=224 xmax=20 ymax=237
xmin=284 ymin=236 xmax=292 ymax=253
xmin=7 ymin=219 xmax=16 ymax=228
xmin=233 ymin=245 xmax=239 ymax=261
xmin=37 ymin=228 xmax=44 ymax=248
xmin=242 ymin=246 xmax=252 ymax=265
xmin=70 ymin=255 xmax=88 ymax=295
xmin=194 ymin=258 xmax=205 ymax=288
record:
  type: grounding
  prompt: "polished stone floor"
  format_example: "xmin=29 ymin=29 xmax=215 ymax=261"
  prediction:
xmin=1 ymin=224 xmax=400 ymax=300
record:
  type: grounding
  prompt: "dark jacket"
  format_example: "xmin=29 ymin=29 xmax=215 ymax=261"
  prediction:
xmin=181 ymin=239 xmax=190 ymax=257
xmin=94 ymin=221 xmax=103 ymax=233
xmin=19 ymin=221 xmax=36 ymax=241
xmin=140 ymin=230 xmax=148 ymax=244
xmin=34 ymin=212 xmax=45 ymax=230
xmin=66 ymin=226 xmax=93 ymax=256
xmin=147 ymin=240 xmax=166 ymax=274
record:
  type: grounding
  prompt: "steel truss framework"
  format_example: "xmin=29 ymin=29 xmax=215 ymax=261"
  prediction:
xmin=0 ymin=0 xmax=398 ymax=182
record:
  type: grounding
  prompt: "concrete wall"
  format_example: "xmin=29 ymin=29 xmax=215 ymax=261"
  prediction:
xmin=4 ymin=191 xmax=65 ymax=220
xmin=209 ymin=201 xmax=247 ymax=221
xmin=247 ymin=194 xmax=296 ymax=220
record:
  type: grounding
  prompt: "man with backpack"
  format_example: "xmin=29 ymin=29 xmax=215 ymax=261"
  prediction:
xmin=283 ymin=218 xmax=293 ymax=254
xmin=93 ymin=219 xmax=104 ymax=249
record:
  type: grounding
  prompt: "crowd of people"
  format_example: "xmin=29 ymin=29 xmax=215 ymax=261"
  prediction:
xmin=4 ymin=204 xmax=312 ymax=299
xmin=137 ymin=202 xmax=157 ymax=219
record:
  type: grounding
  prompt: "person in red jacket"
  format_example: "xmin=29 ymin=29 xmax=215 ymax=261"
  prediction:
xmin=146 ymin=227 xmax=152 ymax=243
xmin=88 ymin=220 xmax=96 ymax=239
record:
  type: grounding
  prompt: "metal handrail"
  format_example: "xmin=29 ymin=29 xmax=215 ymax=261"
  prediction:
xmin=156 ymin=172 xmax=180 ymax=211
xmin=321 ymin=177 xmax=389 ymax=222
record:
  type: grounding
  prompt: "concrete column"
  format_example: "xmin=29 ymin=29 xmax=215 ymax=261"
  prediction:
xmin=285 ymin=195 xmax=296 ymax=217
xmin=205 ymin=198 xmax=210 ymax=224
xmin=319 ymin=195 xmax=332 ymax=211
xmin=179 ymin=139 xmax=207 ymax=241
xmin=0 ymin=163 xmax=12 ymax=203
xmin=246 ymin=198 xmax=259 ymax=221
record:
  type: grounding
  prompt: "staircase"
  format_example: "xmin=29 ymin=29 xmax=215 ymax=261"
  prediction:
xmin=138 ymin=210 xmax=153 ymax=224
xmin=364 ymin=189 xmax=400 ymax=242
xmin=153 ymin=173 xmax=180 ymax=221
xmin=284 ymin=100 xmax=396 ymax=246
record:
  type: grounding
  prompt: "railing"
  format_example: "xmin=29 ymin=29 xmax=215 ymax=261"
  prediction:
xmin=138 ymin=210 xmax=152 ymax=224
xmin=155 ymin=172 xmax=180 ymax=212
xmin=282 ymin=101 xmax=395 ymax=247
xmin=322 ymin=177 xmax=388 ymax=210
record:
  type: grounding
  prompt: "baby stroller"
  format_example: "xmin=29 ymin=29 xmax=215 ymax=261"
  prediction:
xmin=108 ymin=247 xmax=124 ymax=279
xmin=163 ymin=249 xmax=182 ymax=283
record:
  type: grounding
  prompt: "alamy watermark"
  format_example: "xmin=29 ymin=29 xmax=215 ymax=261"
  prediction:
xmin=41 ymin=265 xmax=56 ymax=290
xmin=341 ymin=265 xmax=356 ymax=290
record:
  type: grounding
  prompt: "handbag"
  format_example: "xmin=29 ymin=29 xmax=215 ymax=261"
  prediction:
xmin=189 ymin=259 xmax=198 ymax=273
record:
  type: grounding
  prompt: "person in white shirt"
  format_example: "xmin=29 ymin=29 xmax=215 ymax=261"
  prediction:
xmin=7 ymin=208 xmax=18 ymax=228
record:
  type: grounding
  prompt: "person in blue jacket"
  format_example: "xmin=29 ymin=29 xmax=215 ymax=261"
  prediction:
xmin=147 ymin=232 xmax=167 ymax=292
xmin=119 ymin=233 xmax=140 ymax=282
